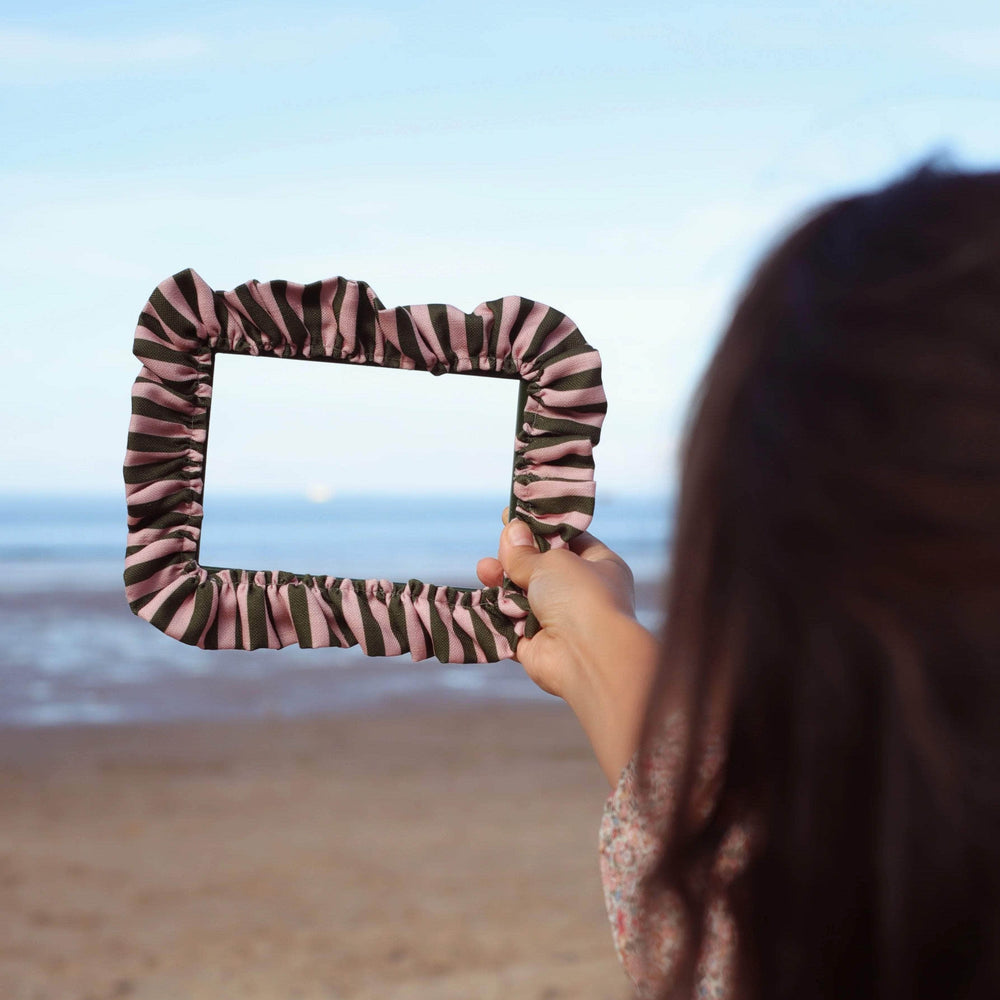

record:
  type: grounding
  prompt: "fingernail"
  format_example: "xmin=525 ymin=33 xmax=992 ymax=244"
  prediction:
xmin=507 ymin=520 xmax=536 ymax=548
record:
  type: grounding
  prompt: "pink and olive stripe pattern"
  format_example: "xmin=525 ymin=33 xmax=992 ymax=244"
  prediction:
xmin=124 ymin=268 xmax=606 ymax=663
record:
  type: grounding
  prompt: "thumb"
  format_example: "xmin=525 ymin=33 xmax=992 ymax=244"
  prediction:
xmin=498 ymin=519 xmax=543 ymax=590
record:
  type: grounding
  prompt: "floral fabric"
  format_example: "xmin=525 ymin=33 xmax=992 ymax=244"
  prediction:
xmin=599 ymin=715 xmax=751 ymax=999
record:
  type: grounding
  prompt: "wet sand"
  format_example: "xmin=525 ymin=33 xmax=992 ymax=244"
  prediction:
xmin=0 ymin=703 xmax=633 ymax=1000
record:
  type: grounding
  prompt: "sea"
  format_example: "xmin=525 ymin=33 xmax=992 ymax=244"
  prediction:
xmin=0 ymin=493 xmax=672 ymax=728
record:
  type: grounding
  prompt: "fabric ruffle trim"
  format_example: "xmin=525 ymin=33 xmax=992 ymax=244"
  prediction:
xmin=123 ymin=268 xmax=606 ymax=662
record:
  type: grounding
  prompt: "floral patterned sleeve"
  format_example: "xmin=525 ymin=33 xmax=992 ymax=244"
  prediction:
xmin=598 ymin=714 xmax=751 ymax=999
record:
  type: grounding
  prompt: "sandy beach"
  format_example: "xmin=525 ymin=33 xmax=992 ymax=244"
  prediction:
xmin=0 ymin=702 xmax=633 ymax=1000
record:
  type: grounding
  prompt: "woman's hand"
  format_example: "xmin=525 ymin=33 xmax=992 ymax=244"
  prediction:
xmin=477 ymin=512 xmax=660 ymax=788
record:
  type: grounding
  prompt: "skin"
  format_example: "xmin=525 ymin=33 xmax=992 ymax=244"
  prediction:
xmin=476 ymin=511 xmax=660 ymax=788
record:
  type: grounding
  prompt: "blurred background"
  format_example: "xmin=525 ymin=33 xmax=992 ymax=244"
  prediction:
xmin=2 ymin=1 xmax=999 ymax=997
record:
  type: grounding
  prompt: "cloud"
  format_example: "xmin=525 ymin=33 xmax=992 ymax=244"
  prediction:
xmin=0 ymin=27 xmax=207 ymax=81
xmin=0 ymin=11 xmax=402 ymax=85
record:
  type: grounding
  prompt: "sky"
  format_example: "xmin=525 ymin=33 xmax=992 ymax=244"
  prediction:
xmin=3 ymin=0 xmax=1000 ymax=499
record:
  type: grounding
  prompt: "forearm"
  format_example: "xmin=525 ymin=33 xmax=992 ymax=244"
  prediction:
xmin=482 ymin=518 xmax=660 ymax=787
xmin=562 ymin=612 xmax=661 ymax=788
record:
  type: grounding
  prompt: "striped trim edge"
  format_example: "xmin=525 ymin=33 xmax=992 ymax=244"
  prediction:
xmin=123 ymin=268 xmax=607 ymax=664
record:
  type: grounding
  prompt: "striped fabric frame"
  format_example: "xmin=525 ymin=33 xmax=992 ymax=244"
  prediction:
xmin=124 ymin=269 xmax=606 ymax=663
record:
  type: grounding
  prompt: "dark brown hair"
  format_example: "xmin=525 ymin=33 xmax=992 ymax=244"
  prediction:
xmin=646 ymin=161 xmax=1000 ymax=999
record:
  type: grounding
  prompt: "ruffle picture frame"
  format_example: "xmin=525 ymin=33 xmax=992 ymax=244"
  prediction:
xmin=124 ymin=269 xmax=606 ymax=664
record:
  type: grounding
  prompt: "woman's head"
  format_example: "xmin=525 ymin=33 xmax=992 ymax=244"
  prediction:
xmin=650 ymin=161 xmax=1000 ymax=1000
